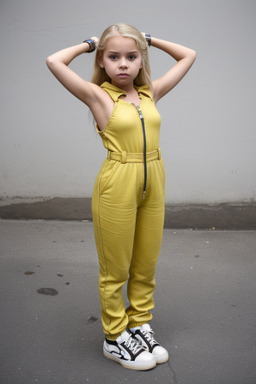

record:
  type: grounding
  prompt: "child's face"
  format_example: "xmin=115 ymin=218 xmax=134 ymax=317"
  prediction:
xmin=99 ymin=35 xmax=142 ymax=90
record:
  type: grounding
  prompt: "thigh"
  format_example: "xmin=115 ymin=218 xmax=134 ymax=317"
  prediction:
xmin=92 ymin=161 xmax=138 ymax=277
xmin=131 ymin=159 xmax=165 ymax=274
xmin=133 ymin=201 xmax=165 ymax=275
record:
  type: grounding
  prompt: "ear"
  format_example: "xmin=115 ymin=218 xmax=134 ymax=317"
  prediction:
xmin=98 ymin=56 xmax=104 ymax=68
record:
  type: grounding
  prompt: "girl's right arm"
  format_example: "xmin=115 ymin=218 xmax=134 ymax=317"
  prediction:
xmin=46 ymin=40 xmax=113 ymax=130
xmin=46 ymin=40 xmax=100 ymax=106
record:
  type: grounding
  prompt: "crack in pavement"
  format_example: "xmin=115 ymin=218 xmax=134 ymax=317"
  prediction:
xmin=168 ymin=359 xmax=179 ymax=384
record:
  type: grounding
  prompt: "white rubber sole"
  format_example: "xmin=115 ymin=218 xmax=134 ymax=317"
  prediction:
xmin=103 ymin=349 xmax=156 ymax=371
xmin=154 ymin=351 xmax=169 ymax=364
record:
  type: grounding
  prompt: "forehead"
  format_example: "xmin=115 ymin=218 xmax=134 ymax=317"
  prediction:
xmin=105 ymin=35 xmax=138 ymax=52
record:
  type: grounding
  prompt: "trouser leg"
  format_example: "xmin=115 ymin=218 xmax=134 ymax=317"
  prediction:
xmin=126 ymin=159 xmax=165 ymax=328
xmin=92 ymin=160 xmax=138 ymax=340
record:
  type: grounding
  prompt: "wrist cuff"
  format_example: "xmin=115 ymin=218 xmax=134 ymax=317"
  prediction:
xmin=145 ymin=33 xmax=151 ymax=47
xmin=83 ymin=39 xmax=96 ymax=53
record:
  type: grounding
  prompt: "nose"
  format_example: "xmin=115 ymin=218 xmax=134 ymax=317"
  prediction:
xmin=119 ymin=58 xmax=128 ymax=69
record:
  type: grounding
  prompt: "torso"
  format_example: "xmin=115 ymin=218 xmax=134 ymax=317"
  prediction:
xmin=94 ymin=82 xmax=161 ymax=154
xmin=90 ymin=84 xmax=146 ymax=131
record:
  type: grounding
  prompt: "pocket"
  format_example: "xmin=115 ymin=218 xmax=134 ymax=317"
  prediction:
xmin=99 ymin=160 xmax=121 ymax=195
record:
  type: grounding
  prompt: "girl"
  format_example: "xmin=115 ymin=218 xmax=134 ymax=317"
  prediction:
xmin=46 ymin=23 xmax=196 ymax=371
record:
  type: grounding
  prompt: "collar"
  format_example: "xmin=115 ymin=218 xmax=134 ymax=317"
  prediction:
xmin=100 ymin=82 xmax=153 ymax=101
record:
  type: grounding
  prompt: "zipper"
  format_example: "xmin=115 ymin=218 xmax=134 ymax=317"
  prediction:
xmin=133 ymin=104 xmax=147 ymax=198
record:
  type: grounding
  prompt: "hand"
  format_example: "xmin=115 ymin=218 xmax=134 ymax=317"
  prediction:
xmin=91 ymin=36 xmax=99 ymax=48
xmin=141 ymin=32 xmax=151 ymax=47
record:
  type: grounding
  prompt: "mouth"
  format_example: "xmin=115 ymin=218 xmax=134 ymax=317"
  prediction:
xmin=118 ymin=73 xmax=129 ymax=78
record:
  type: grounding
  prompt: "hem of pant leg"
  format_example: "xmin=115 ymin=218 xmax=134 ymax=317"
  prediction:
xmin=128 ymin=321 xmax=149 ymax=329
xmin=105 ymin=332 xmax=123 ymax=341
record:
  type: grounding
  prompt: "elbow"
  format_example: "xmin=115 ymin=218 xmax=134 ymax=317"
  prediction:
xmin=46 ymin=55 xmax=58 ymax=71
xmin=185 ymin=49 xmax=196 ymax=67
xmin=46 ymin=55 xmax=54 ymax=69
xmin=191 ymin=49 xmax=197 ymax=62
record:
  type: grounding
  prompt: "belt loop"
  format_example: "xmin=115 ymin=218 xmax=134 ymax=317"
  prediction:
xmin=121 ymin=151 xmax=127 ymax=163
xmin=158 ymin=148 xmax=161 ymax=160
xmin=107 ymin=151 xmax=111 ymax=160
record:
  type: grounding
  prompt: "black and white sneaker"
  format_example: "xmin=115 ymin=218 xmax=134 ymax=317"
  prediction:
xmin=131 ymin=324 xmax=169 ymax=364
xmin=103 ymin=329 xmax=156 ymax=370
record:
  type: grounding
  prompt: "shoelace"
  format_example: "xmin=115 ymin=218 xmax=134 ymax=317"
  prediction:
xmin=124 ymin=334 xmax=144 ymax=354
xmin=141 ymin=328 xmax=158 ymax=347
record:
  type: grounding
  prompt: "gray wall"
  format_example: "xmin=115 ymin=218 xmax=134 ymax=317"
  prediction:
xmin=1 ymin=0 xmax=256 ymax=205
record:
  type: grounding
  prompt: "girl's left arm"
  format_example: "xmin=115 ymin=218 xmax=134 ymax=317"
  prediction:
xmin=151 ymin=37 xmax=196 ymax=102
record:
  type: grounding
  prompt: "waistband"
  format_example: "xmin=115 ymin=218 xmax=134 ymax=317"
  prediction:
xmin=107 ymin=148 xmax=161 ymax=163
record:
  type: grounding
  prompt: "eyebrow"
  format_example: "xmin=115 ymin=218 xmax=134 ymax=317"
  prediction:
xmin=108 ymin=50 xmax=139 ymax=54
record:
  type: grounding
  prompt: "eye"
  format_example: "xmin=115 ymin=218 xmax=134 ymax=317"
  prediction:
xmin=128 ymin=55 xmax=136 ymax=60
xmin=109 ymin=55 xmax=118 ymax=60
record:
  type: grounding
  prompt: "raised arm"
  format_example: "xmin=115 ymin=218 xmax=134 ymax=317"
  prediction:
xmin=46 ymin=39 xmax=100 ymax=106
xmin=151 ymin=37 xmax=196 ymax=102
xmin=46 ymin=38 xmax=116 ymax=130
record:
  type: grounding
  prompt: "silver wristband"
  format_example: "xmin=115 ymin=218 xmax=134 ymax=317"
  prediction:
xmin=145 ymin=33 xmax=151 ymax=47
xmin=83 ymin=39 xmax=96 ymax=53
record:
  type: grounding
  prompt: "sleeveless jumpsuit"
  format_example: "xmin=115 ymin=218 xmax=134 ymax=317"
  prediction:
xmin=92 ymin=81 xmax=165 ymax=340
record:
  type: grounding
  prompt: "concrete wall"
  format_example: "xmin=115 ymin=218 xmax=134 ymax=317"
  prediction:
xmin=1 ymin=0 xmax=256 ymax=205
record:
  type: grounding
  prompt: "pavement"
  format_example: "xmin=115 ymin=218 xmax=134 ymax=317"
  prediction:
xmin=0 ymin=219 xmax=256 ymax=384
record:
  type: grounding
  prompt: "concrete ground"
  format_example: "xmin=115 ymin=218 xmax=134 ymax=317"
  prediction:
xmin=0 ymin=219 xmax=256 ymax=384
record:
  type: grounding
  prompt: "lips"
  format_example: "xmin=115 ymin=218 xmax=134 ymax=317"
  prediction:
xmin=118 ymin=73 xmax=129 ymax=78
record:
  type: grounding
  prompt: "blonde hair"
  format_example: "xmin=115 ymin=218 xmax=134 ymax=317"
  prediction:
xmin=91 ymin=23 xmax=152 ymax=89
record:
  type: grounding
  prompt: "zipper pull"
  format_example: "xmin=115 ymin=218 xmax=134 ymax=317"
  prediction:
xmin=132 ymin=103 xmax=143 ymax=119
xmin=137 ymin=106 xmax=143 ymax=120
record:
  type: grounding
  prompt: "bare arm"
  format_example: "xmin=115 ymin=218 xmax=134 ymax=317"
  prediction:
xmin=46 ymin=39 xmax=101 ymax=106
xmin=46 ymin=39 xmax=115 ymax=130
xmin=151 ymin=37 xmax=196 ymax=102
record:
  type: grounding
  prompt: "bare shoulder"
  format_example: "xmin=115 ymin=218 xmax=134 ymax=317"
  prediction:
xmin=86 ymin=84 xmax=114 ymax=131
xmin=84 ymin=81 xmax=107 ymax=104
xmin=86 ymin=82 xmax=113 ymax=109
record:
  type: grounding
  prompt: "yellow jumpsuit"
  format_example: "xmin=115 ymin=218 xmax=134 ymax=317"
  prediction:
xmin=92 ymin=82 xmax=165 ymax=340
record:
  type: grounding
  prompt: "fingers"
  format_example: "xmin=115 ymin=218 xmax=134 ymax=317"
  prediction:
xmin=91 ymin=36 xmax=99 ymax=47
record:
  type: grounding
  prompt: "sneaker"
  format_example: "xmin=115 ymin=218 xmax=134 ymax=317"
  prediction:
xmin=103 ymin=329 xmax=156 ymax=370
xmin=131 ymin=324 xmax=169 ymax=364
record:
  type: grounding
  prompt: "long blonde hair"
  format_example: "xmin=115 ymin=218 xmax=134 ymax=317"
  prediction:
xmin=91 ymin=23 xmax=152 ymax=89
